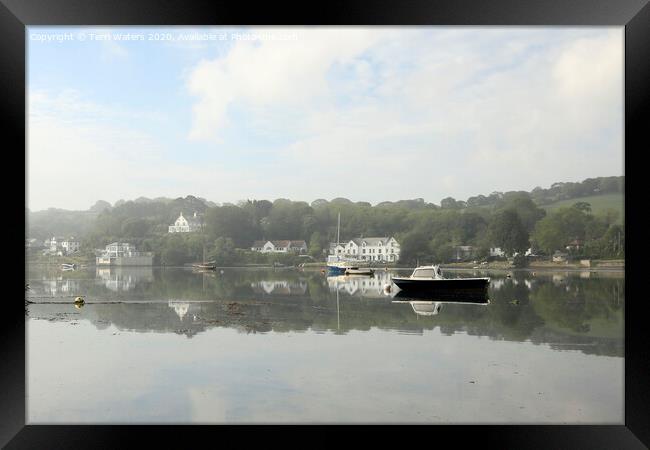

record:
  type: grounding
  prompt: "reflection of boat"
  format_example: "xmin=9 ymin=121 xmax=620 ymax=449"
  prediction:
xmin=392 ymin=289 xmax=490 ymax=302
xmin=410 ymin=301 xmax=443 ymax=316
xmin=345 ymin=268 xmax=374 ymax=276
xmin=392 ymin=298 xmax=489 ymax=317
xmin=392 ymin=265 xmax=490 ymax=296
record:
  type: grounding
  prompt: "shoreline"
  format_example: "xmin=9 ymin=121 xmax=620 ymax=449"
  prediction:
xmin=26 ymin=261 xmax=625 ymax=272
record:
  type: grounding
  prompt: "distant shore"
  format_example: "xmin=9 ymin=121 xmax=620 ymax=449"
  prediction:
xmin=26 ymin=258 xmax=625 ymax=272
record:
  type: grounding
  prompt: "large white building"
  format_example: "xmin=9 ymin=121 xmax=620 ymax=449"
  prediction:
xmin=329 ymin=237 xmax=400 ymax=262
xmin=251 ymin=240 xmax=308 ymax=254
xmin=61 ymin=238 xmax=80 ymax=254
xmin=42 ymin=236 xmax=80 ymax=256
xmin=168 ymin=212 xmax=203 ymax=233
xmin=96 ymin=242 xmax=153 ymax=266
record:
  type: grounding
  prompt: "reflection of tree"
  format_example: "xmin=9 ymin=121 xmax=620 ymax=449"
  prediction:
xmin=27 ymin=268 xmax=624 ymax=356
xmin=483 ymin=279 xmax=544 ymax=341
xmin=531 ymin=277 xmax=624 ymax=336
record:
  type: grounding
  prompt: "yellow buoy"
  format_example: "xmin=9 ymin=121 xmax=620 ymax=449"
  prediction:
xmin=74 ymin=296 xmax=85 ymax=305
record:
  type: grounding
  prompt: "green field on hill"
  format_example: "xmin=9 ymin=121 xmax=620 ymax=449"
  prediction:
xmin=540 ymin=193 xmax=624 ymax=223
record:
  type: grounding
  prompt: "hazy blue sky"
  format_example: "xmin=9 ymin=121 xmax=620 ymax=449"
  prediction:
xmin=27 ymin=26 xmax=623 ymax=211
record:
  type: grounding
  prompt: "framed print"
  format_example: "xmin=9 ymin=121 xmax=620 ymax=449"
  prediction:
xmin=3 ymin=0 xmax=649 ymax=447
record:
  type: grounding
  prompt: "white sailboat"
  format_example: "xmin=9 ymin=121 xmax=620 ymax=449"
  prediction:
xmin=326 ymin=212 xmax=369 ymax=275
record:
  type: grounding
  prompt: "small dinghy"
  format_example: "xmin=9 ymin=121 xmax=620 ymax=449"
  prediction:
xmin=345 ymin=267 xmax=374 ymax=276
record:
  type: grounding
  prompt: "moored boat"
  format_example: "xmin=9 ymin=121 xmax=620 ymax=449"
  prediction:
xmin=327 ymin=212 xmax=347 ymax=274
xmin=327 ymin=257 xmax=352 ymax=275
xmin=344 ymin=267 xmax=374 ymax=276
xmin=392 ymin=265 xmax=490 ymax=296
xmin=326 ymin=212 xmax=366 ymax=274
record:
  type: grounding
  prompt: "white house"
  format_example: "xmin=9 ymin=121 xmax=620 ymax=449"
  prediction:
xmin=454 ymin=245 xmax=475 ymax=261
xmin=43 ymin=237 xmax=60 ymax=255
xmin=96 ymin=242 xmax=154 ymax=266
xmin=61 ymin=237 xmax=80 ymax=254
xmin=251 ymin=240 xmax=307 ymax=254
xmin=168 ymin=212 xmax=203 ymax=233
xmin=329 ymin=242 xmax=346 ymax=255
xmin=42 ymin=236 xmax=80 ymax=256
xmin=489 ymin=247 xmax=505 ymax=257
xmin=329 ymin=237 xmax=400 ymax=262
xmin=102 ymin=242 xmax=137 ymax=258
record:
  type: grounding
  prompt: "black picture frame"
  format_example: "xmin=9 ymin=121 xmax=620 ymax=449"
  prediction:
xmin=4 ymin=0 xmax=648 ymax=447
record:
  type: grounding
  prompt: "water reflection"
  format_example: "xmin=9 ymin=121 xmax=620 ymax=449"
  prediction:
xmin=409 ymin=301 xmax=443 ymax=316
xmin=96 ymin=266 xmax=154 ymax=292
xmin=26 ymin=266 xmax=625 ymax=424
xmin=168 ymin=300 xmax=190 ymax=321
xmin=392 ymin=299 xmax=490 ymax=317
xmin=251 ymin=279 xmax=307 ymax=295
xmin=328 ymin=272 xmax=393 ymax=298
xmin=26 ymin=267 xmax=624 ymax=357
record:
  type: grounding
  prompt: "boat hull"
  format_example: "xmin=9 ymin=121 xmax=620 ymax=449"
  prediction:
xmin=345 ymin=269 xmax=374 ymax=276
xmin=327 ymin=265 xmax=347 ymax=275
xmin=392 ymin=277 xmax=490 ymax=297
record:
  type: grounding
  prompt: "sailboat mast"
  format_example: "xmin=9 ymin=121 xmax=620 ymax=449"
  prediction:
xmin=337 ymin=212 xmax=340 ymax=245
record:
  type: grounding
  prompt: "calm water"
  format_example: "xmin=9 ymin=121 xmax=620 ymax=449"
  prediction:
xmin=26 ymin=266 xmax=624 ymax=424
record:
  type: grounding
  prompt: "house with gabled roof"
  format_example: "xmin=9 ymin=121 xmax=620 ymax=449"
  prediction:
xmin=565 ymin=239 xmax=584 ymax=252
xmin=251 ymin=240 xmax=307 ymax=254
xmin=42 ymin=236 xmax=80 ymax=256
xmin=329 ymin=236 xmax=400 ymax=262
xmin=168 ymin=211 xmax=203 ymax=233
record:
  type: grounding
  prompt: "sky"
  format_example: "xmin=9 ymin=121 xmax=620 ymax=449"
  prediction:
xmin=27 ymin=26 xmax=624 ymax=211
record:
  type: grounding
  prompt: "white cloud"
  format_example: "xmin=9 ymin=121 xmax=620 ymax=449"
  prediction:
xmin=29 ymin=28 xmax=624 ymax=210
xmin=184 ymin=28 xmax=623 ymax=204
xmin=294 ymin=31 xmax=619 ymax=202
xmin=186 ymin=27 xmax=390 ymax=141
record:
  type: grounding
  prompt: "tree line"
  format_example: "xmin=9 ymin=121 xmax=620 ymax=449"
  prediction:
xmin=27 ymin=177 xmax=624 ymax=266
